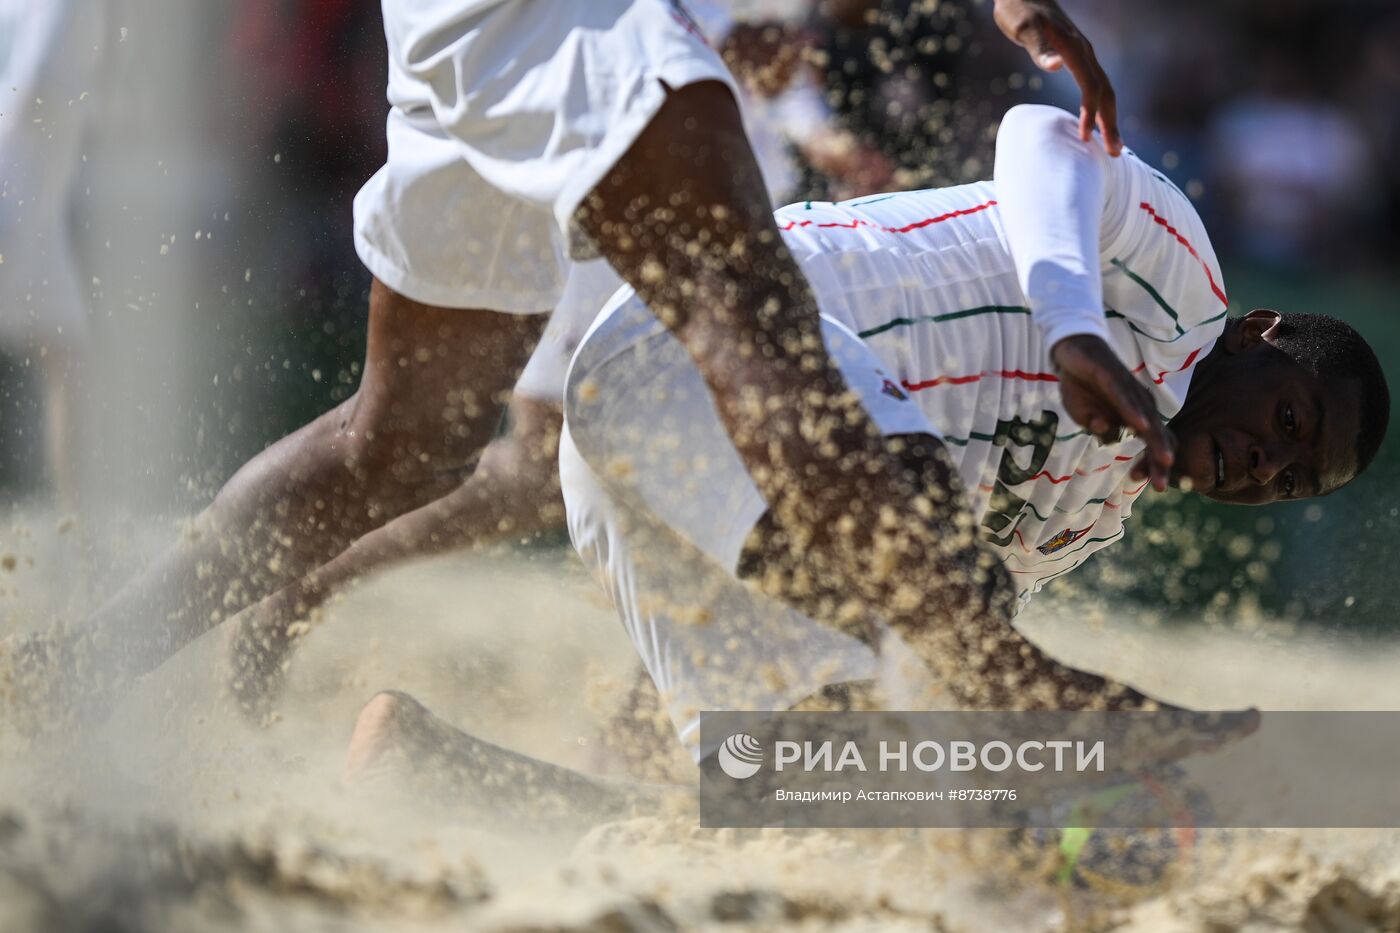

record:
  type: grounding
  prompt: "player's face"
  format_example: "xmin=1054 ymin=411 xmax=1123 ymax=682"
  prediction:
xmin=1167 ymin=310 xmax=1361 ymax=505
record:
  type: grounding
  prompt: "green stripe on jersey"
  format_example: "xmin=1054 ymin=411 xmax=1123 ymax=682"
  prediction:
xmin=1105 ymin=307 xmax=1227 ymax=343
xmin=1027 ymin=492 xmax=1130 ymax=523
xmin=858 ymin=304 xmax=1030 ymax=339
xmin=847 ymin=194 xmax=898 ymax=208
xmin=940 ymin=426 xmax=1088 ymax=448
xmin=1109 ymin=259 xmax=1186 ymax=336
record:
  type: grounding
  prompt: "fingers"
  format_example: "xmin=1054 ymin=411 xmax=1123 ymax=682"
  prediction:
xmin=1096 ymin=81 xmax=1123 ymax=156
xmin=1040 ymin=16 xmax=1122 ymax=156
xmin=1089 ymin=367 xmax=1173 ymax=489
xmin=1082 ymin=46 xmax=1120 ymax=155
xmin=994 ymin=0 xmax=1055 ymax=66
xmin=1126 ymin=418 xmax=1173 ymax=492
xmin=1025 ymin=27 xmax=1063 ymax=71
xmin=1054 ymin=334 xmax=1173 ymax=488
xmin=1079 ymin=405 xmax=1124 ymax=445
xmin=1047 ymin=30 xmax=1092 ymax=137
xmin=1038 ymin=20 xmax=1096 ymax=141
xmin=1126 ymin=418 xmax=1175 ymax=491
xmin=991 ymin=2 xmax=1123 ymax=154
xmin=1088 ymin=379 xmax=1171 ymax=490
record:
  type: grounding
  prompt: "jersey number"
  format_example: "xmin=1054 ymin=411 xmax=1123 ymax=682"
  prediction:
xmin=980 ymin=411 xmax=1059 ymax=547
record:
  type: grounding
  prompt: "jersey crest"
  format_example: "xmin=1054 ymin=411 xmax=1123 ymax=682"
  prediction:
xmin=1037 ymin=524 xmax=1094 ymax=556
xmin=880 ymin=377 xmax=908 ymax=401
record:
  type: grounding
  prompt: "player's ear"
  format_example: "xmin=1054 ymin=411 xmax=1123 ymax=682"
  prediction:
xmin=1225 ymin=309 xmax=1283 ymax=353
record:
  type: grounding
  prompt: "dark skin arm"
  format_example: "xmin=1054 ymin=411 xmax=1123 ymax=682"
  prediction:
xmin=221 ymin=398 xmax=565 ymax=717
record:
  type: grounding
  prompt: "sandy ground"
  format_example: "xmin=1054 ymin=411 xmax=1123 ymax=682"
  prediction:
xmin=3 ymin=506 xmax=1400 ymax=932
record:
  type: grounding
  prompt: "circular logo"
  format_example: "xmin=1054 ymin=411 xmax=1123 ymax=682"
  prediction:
xmin=717 ymin=733 xmax=764 ymax=779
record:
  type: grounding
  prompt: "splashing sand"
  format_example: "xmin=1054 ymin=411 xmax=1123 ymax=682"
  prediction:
xmin=3 ymin=511 xmax=1400 ymax=932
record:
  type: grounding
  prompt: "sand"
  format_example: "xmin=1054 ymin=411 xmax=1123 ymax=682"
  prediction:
xmin=3 ymin=507 xmax=1400 ymax=932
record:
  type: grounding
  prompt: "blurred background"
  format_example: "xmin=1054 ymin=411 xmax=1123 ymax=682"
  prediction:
xmin=1 ymin=0 xmax=1397 ymax=631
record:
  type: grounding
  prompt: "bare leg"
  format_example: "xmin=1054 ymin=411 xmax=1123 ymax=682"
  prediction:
xmin=76 ymin=280 xmax=547 ymax=691
xmin=223 ymin=398 xmax=565 ymax=714
xmin=344 ymin=691 xmax=674 ymax=834
xmin=343 ymin=685 xmax=868 ymax=831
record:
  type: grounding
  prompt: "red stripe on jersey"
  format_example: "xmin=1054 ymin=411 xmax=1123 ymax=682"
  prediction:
xmin=1122 ymin=345 xmax=1204 ymax=384
xmin=902 ymin=367 xmax=1058 ymax=392
xmin=1147 ymin=346 xmax=1204 ymax=384
xmin=901 ymin=346 xmax=1202 ymax=395
xmin=1080 ymin=456 xmax=1136 ymax=476
xmin=1055 ymin=456 xmax=1134 ymax=484
xmin=780 ymin=199 xmax=997 ymax=234
xmin=977 ymin=454 xmax=1134 ymax=492
xmin=1138 ymin=201 xmax=1228 ymax=307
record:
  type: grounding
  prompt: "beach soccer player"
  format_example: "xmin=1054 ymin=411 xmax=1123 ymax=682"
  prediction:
xmin=336 ymin=101 xmax=1384 ymax=802
xmin=25 ymin=0 xmax=1137 ymax=712
xmin=219 ymin=0 xmax=902 ymax=712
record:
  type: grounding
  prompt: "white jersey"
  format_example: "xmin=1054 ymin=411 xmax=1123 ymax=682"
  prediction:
xmin=561 ymin=105 xmax=1229 ymax=748
xmin=568 ymin=105 xmax=1230 ymax=609
xmin=772 ymin=129 xmax=1228 ymax=605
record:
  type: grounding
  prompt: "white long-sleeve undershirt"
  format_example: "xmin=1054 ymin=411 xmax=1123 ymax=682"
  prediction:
xmin=993 ymin=104 xmax=1133 ymax=353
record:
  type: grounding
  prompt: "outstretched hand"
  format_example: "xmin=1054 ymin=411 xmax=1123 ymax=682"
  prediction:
xmin=1051 ymin=334 xmax=1175 ymax=492
xmin=992 ymin=0 xmax=1122 ymax=156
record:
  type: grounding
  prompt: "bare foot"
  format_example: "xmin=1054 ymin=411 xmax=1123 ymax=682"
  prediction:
xmin=342 ymin=691 xmax=667 ymax=833
xmin=221 ymin=590 xmax=317 ymax=721
xmin=343 ymin=690 xmax=440 ymax=784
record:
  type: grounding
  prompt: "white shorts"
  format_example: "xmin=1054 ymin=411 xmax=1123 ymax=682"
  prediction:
xmin=561 ymin=289 xmax=938 ymax=757
xmin=352 ymin=0 xmax=736 ymax=313
xmin=514 ymin=260 xmax=624 ymax=402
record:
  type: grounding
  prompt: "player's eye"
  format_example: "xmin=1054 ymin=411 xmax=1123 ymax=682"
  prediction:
xmin=1281 ymin=469 xmax=1297 ymax=498
xmin=1280 ymin=403 xmax=1297 ymax=436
